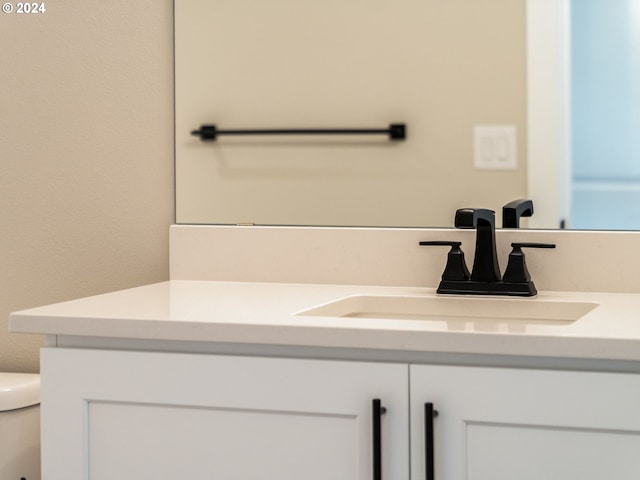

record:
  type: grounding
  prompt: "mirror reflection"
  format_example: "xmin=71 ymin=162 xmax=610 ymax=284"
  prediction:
xmin=175 ymin=0 xmax=640 ymax=230
xmin=569 ymin=0 xmax=640 ymax=229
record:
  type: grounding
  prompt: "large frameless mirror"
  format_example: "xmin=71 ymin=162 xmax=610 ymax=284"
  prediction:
xmin=175 ymin=0 xmax=640 ymax=230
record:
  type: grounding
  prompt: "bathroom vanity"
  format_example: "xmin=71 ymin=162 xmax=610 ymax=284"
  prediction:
xmin=10 ymin=226 xmax=640 ymax=480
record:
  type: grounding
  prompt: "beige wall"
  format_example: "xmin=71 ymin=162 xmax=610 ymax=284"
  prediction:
xmin=0 ymin=1 xmax=175 ymax=372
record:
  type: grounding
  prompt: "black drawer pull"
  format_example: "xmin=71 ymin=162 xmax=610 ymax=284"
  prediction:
xmin=372 ymin=399 xmax=387 ymax=480
xmin=425 ymin=403 xmax=438 ymax=480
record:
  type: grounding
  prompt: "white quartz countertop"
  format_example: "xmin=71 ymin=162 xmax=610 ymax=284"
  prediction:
xmin=9 ymin=280 xmax=640 ymax=363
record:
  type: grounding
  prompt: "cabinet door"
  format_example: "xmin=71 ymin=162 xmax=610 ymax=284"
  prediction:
xmin=41 ymin=348 xmax=409 ymax=480
xmin=410 ymin=365 xmax=640 ymax=480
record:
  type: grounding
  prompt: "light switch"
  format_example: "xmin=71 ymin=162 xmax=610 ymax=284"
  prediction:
xmin=473 ymin=125 xmax=517 ymax=170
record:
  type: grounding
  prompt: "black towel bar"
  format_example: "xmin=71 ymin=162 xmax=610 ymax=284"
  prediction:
xmin=190 ymin=123 xmax=406 ymax=141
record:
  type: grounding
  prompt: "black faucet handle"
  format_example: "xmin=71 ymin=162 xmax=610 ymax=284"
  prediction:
xmin=512 ymin=242 xmax=555 ymax=249
xmin=502 ymin=199 xmax=534 ymax=228
xmin=419 ymin=241 xmax=471 ymax=281
xmin=503 ymin=242 xmax=556 ymax=284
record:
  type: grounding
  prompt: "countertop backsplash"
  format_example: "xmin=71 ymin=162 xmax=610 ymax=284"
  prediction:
xmin=170 ymin=225 xmax=640 ymax=294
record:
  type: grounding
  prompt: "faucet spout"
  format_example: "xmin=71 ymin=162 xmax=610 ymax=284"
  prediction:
xmin=502 ymin=199 xmax=534 ymax=228
xmin=454 ymin=208 xmax=501 ymax=282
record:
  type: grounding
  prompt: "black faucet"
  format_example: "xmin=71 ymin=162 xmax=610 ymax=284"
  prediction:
xmin=502 ymin=199 xmax=534 ymax=228
xmin=420 ymin=207 xmax=555 ymax=296
xmin=454 ymin=208 xmax=501 ymax=283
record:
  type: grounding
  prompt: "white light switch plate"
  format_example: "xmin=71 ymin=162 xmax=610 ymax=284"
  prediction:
xmin=473 ymin=125 xmax=517 ymax=170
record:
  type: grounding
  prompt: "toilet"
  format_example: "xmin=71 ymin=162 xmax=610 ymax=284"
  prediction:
xmin=0 ymin=373 xmax=41 ymax=480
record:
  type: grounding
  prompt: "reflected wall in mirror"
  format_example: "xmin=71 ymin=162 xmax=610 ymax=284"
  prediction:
xmin=568 ymin=0 xmax=640 ymax=230
xmin=175 ymin=0 xmax=640 ymax=230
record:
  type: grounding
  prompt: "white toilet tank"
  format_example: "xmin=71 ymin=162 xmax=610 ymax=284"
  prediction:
xmin=0 ymin=373 xmax=41 ymax=480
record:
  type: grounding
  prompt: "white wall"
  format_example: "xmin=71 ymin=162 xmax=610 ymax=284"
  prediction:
xmin=0 ymin=1 xmax=175 ymax=372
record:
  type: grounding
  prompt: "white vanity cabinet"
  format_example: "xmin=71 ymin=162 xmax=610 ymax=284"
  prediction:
xmin=410 ymin=365 xmax=640 ymax=480
xmin=40 ymin=348 xmax=410 ymax=480
xmin=40 ymin=347 xmax=640 ymax=480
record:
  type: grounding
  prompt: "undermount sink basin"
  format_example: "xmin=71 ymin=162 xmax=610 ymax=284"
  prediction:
xmin=296 ymin=295 xmax=599 ymax=325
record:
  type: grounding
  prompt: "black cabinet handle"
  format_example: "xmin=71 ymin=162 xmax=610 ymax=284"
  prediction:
xmin=425 ymin=403 xmax=438 ymax=480
xmin=372 ymin=399 xmax=387 ymax=480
